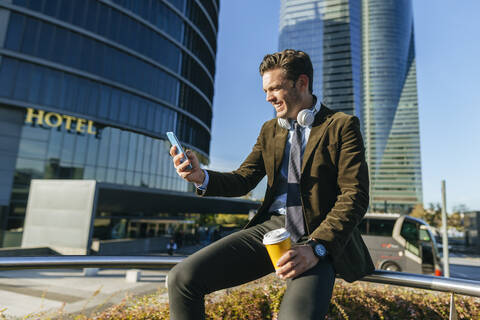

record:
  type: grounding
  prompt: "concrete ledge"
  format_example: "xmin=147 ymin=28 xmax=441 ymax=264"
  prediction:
xmin=0 ymin=246 xmax=60 ymax=256
xmin=91 ymin=237 xmax=169 ymax=255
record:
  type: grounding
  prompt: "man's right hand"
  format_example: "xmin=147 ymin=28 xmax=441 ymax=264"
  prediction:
xmin=169 ymin=146 xmax=205 ymax=185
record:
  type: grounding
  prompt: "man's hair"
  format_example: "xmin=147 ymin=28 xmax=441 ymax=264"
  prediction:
xmin=259 ymin=49 xmax=313 ymax=94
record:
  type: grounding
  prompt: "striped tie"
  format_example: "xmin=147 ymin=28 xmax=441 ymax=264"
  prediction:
xmin=286 ymin=121 xmax=305 ymax=242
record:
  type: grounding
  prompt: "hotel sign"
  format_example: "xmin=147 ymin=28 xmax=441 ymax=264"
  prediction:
xmin=25 ymin=108 xmax=99 ymax=136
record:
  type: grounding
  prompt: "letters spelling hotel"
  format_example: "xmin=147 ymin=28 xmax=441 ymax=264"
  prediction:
xmin=0 ymin=0 xmax=256 ymax=250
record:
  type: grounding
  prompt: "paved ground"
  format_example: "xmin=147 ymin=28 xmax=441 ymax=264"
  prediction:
xmin=0 ymin=267 xmax=170 ymax=318
xmin=449 ymin=252 xmax=480 ymax=281
xmin=0 ymin=245 xmax=207 ymax=319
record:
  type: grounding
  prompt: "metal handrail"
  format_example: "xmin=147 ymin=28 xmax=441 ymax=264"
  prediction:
xmin=0 ymin=255 xmax=478 ymax=298
xmin=0 ymin=255 xmax=183 ymax=270
xmin=0 ymin=255 xmax=477 ymax=319
xmin=363 ymin=270 xmax=480 ymax=298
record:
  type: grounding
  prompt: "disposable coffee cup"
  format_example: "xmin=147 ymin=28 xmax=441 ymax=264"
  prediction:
xmin=263 ymin=228 xmax=291 ymax=269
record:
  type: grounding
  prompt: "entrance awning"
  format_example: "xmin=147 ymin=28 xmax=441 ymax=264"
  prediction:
xmin=96 ymin=182 xmax=261 ymax=214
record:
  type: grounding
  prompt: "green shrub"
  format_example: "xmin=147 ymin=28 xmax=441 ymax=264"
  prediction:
xmin=204 ymin=284 xmax=284 ymax=320
xmin=327 ymin=281 xmax=479 ymax=319
xmin=3 ymin=276 xmax=479 ymax=319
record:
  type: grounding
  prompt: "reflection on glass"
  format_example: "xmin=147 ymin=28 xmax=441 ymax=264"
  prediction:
xmin=86 ymin=134 xmax=98 ymax=166
xmin=73 ymin=133 xmax=88 ymax=165
xmin=96 ymin=167 xmax=106 ymax=181
xmin=126 ymin=170 xmax=134 ymax=185
xmin=18 ymin=139 xmax=47 ymax=160
xmin=135 ymin=135 xmax=145 ymax=172
xmin=15 ymin=158 xmax=45 ymax=179
xmin=127 ymin=133 xmax=137 ymax=171
xmin=22 ymin=125 xmax=49 ymax=141
xmin=84 ymin=166 xmax=95 ymax=179
xmin=60 ymin=133 xmax=75 ymax=164
xmin=108 ymin=130 xmax=120 ymax=168
xmin=13 ymin=62 xmax=30 ymax=101
xmin=116 ymin=170 xmax=125 ymax=185
xmin=118 ymin=131 xmax=128 ymax=170
xmin=106 ymin=168 xmax=116 ymax=183
xmin=97 ymin=128 xmax=110 ymax=167
xmin=133 ymin=172 xmax=141 ymax=186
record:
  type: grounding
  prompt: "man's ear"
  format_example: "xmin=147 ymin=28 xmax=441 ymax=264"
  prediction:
xmin=297 ymin=74 xmax=310 ymax=92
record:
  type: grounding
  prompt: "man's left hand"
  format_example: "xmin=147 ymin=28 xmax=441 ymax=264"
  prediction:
xmin=276 ymin=245 xmax=319 ymax=280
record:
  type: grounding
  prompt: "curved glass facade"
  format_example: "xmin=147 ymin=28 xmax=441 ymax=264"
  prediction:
xmin=363 ymin=0 xmax=422 ymax=213
xmin=0 ymin=0 xmax=219 ymax=246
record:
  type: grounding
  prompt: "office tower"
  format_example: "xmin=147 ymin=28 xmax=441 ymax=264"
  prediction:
xmin=363 ymin=0 xmax=423 ymax=213
xmin=278 ymin=0 xmax=423 ymax=213
xmin=0 ymin=0 xmax=223 ymax=246
xmin=279 ymin=0 xmax=363 ymax=116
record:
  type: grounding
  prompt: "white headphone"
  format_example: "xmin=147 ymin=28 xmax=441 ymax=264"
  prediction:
xmin=277 ymin=97 xmax=321 ymax=130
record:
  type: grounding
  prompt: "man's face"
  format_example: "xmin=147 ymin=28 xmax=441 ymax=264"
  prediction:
xmin=262 ymin=68 xmax=301 ymax=119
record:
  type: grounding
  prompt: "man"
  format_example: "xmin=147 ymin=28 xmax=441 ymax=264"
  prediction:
xmin=168 ymin=49 xmax=374 ymax=319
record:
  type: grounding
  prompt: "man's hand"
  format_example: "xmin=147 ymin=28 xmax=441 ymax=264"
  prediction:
xmin=275 ymin=245 xmax=319 ymax=280
xmin=169 ymin=146 xmax=205 ymax=185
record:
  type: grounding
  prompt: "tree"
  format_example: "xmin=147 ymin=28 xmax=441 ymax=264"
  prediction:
xmin=426 ymin=203 xmax=442 ymax=228
xmin=448 ymin=212 xmax=464 ymax=231
xmin=409 ymin=203 xmax=442 ymax=228
xmin=215 ymin=214 xmax=249 ymax=227
xmin=410 ymin=203 xmax=427 ymax=219
xmin=449 ymin=204 xmax=468 ymax=231
xmin=452 ymin=204 xmax=469 ymax=214
xmin=197 ymin=213 xmax=216 ymax=226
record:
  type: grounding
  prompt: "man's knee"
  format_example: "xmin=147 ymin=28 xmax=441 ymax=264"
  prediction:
xmin=168 ymin=263 xmax=190 ymax=289
xmin=167 ymin=261 xmax=203 ymax=295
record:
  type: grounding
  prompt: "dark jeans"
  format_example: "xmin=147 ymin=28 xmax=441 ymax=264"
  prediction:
xmin=167 ymin=215 xmax=336 ymax=319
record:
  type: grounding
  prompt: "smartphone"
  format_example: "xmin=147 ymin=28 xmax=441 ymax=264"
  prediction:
xmin=166 ymin=132 xmax=193 ymax=170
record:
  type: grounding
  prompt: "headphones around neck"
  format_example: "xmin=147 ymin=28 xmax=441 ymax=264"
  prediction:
xmin=277 ymin=96 xmax=321 ymax=130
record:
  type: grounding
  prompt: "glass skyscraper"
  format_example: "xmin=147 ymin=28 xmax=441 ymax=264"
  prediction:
xmin=363 ymin=0 xmax=422 ymax=213
xmin=0 ymin=0 xmax=221 ymax=246
xmin=279 ymin=0 xmax=363 ymax=116
xmin=278 ymin=0 xmax=422 ymax=213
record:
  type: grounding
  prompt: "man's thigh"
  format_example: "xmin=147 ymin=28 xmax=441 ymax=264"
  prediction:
xmin=278 ymin=259 xmax=336 ymax=320
xmin=170 ymin=215 xmax=283 ymax=294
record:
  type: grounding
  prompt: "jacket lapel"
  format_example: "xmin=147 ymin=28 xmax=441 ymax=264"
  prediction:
xmin=302 ymin=106 xmax=333 ymax=172
xmin=274 ymin=122 xmax=288 ymax=175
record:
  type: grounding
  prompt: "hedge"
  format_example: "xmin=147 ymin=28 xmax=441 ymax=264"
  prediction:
xmin=7 ymin=275 xmax=480 ymax=319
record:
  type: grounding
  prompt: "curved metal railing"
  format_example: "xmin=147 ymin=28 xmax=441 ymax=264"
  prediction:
xmin=0 ymin=255 xmax=477 ymax=319
xmin=0 ymin=255 xmax=478 ymax=296
xmin=0 ymin=255 xmax=183 ymax=270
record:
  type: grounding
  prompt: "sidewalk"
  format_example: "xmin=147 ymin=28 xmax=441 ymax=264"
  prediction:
xmin=449 ymin=252 xmax=480 ymax=267
xmin=0 ymin=266 xmax=170 ymax=318
xmin=0 ymin=242 xmax=212 ymax=318
xmin=0 ymin=242 xmax=214 ymax=319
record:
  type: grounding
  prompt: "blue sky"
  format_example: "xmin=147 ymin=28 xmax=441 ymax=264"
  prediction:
xmin=207 ymin=1 xmax=480 ymax=212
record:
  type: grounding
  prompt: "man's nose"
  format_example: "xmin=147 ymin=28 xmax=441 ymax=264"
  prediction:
xmin=266 ymin=92 xmax=275 ymax=103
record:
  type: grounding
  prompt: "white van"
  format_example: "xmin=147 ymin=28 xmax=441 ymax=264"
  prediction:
xmin=359 ymin=213 xmax=443 ymax=276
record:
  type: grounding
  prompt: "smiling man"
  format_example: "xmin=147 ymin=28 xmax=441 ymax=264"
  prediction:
xmin=167 ymin=49 xmax=374 ymax=319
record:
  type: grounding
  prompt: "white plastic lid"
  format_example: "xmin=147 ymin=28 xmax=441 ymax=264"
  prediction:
xmin=262 ymin=228 xmax=290 ymax=245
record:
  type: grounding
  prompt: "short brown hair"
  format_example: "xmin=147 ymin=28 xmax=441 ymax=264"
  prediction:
xmin=259 ymin=49 xmax=314 ymax=94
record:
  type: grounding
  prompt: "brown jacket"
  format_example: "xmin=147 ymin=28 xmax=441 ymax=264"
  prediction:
xmin=199 ymin=106 xmax=374 ymax=282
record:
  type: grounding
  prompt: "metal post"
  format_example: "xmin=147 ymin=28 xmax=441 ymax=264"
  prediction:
xmin=441 ymin=180 xmax=450 ymax=277
xmin=449 ymin=292 xmax=458 ymax=320
xmin=441 ymin=180 xmax=455 ymax=319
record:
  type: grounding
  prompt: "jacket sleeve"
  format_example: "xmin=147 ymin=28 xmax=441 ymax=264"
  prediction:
xmin=197 ymin=124 xmax=267 ymax=197
xmin=310 ymin=116 xmax=370 ymax=259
